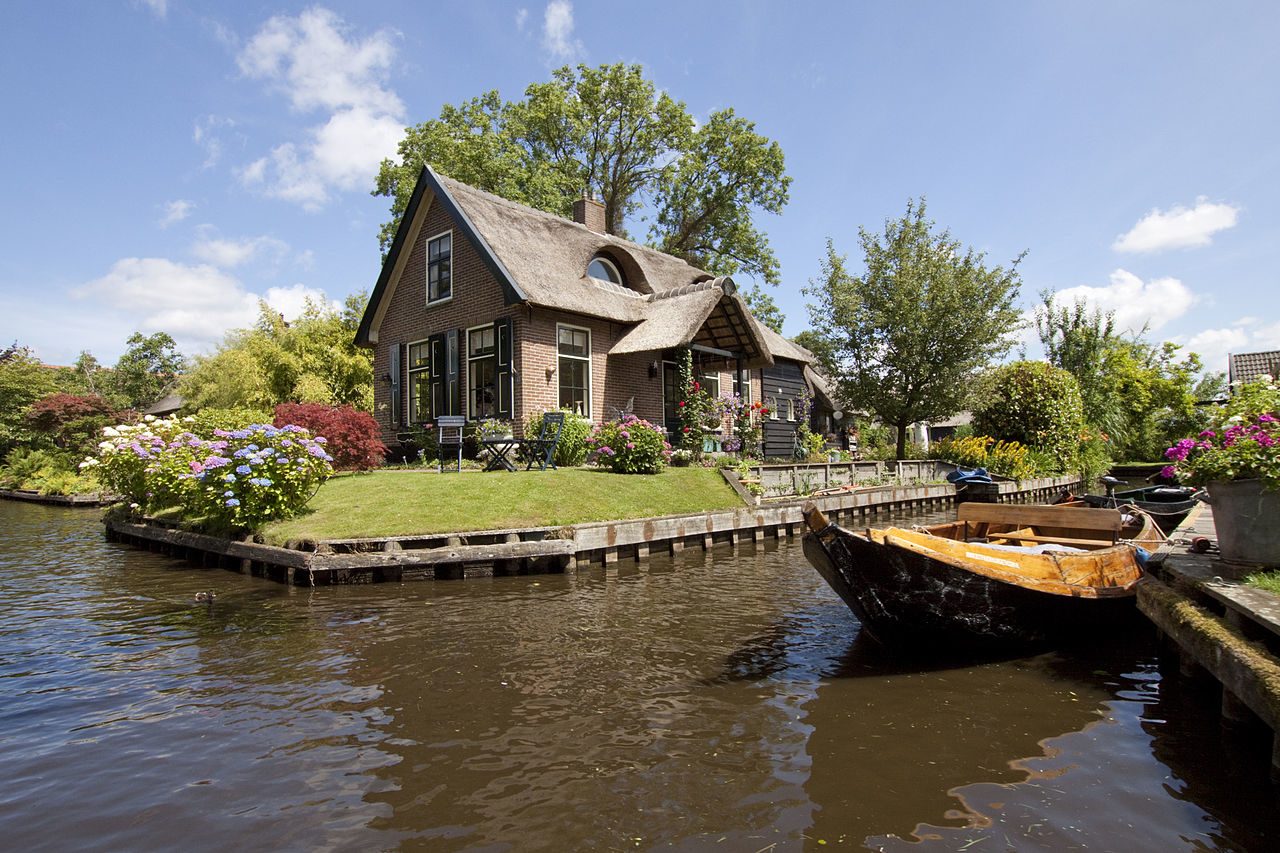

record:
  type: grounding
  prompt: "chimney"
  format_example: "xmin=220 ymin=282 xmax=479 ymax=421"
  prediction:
xmin=572 ymin=193 xmax=607 ymax=233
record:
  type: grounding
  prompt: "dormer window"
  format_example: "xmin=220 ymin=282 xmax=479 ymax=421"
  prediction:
xmin=587 ymin=256 xmax=623 ymax=286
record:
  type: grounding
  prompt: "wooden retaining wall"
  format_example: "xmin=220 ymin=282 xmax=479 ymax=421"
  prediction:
xmin=1141 ymin=504 xmax=1280 ymax=777
xmin=104 ymin=482 xmax=957 ymax=586
xmin=1 ymin=489 xmax=120 ymax=507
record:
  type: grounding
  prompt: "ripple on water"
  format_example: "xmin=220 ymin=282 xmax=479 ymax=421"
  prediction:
xmin=1 ymin=500 xmax=1277 ymax=851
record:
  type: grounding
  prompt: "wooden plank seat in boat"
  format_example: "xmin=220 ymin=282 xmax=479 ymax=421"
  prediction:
xmin=957 ymin=502 xmax=1123 ymax=545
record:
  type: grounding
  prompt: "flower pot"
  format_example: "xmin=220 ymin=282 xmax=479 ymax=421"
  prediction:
xmin=1207 ymin=479 xmax=1280 ymax=567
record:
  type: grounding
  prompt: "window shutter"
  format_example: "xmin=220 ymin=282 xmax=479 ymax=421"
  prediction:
xmin=389 ymin=343 xmax=402 ymax=428
xmin=428 ymin=333 xmax=446 ymax=422
xmin=495 ymin=317 xmax=514 ymax=420
xmin=446 ymin=329 xmax=461 ymax=417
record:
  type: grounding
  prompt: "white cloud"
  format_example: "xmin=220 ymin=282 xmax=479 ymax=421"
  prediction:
xmin=236 ymin=8 xmax=405 ymax=209
xmin=516 ymin=8 xmax=529 ymax=31
xmin=1113 ymin=197 xmax=1240 ymax=253
xmin=1181 ymin=320 xmax=1280 ymax=374
xmin=73 ymin=258 xmax=336 ymax=356
xmin=193 ymin=115 xmax=237 ymax=169
xmin=1051 ymin=269 xmax=1197 ymax=335
xmin=158 ymin=199 xmax=194 ymax=228
xmin=190 ymin=229 xmax=289 ymax=268
xmin=138 ymin=0 xmax=166 ymax=19
xmin=542 ymin=1 xmax=583 ymax=61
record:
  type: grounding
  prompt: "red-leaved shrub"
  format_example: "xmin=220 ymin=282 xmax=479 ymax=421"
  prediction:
xmin=272 ymin=403 xmax=387 ymax=471
xmin=27 ymin=393 xmax=128 ymax=454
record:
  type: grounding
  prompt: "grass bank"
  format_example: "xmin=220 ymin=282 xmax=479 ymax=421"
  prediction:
xmin=260 ymin=467 xmax=744 ymax=544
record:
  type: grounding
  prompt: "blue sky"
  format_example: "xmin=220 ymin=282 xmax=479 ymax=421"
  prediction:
xmin=2 ymin=1 xmax=1277 ymax=374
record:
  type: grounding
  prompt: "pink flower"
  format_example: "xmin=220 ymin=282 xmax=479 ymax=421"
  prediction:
xmin=1160 ymin=465 xmax=1177 ymax=479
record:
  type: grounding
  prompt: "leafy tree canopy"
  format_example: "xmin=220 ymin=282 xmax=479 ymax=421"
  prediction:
xmin=109 ymin=331 xmax=185 ymax=410
xmin=179 ymin=293 xmax=374 ymax=413
xmin=0 ymin=343 xmax=61 ymax=459
xmin=1034 ymin=291 xmax=1213 ymax=461
xmin=803 ymin=199 xmax=1025 ymax=458
xmin=374 ymin=63 xmax=792 ymax=295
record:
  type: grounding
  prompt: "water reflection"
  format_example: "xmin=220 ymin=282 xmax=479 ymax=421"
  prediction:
xmin=0 ymin=501 xmax=1275 ymax=851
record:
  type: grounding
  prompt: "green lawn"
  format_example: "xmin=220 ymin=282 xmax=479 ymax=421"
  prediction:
xmin=260 ymin=466 xmax=745 ymax=544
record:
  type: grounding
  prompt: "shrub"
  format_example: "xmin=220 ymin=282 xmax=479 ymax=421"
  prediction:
xmin=187 ymin=407 xmax=272 ymax=438
xmin=526 ymin=408 xmax=593 ymax=467
xmin=26 ymin=393 xmax=124 ymax=456
xmin=82 ymin=416 xmax=334 ymax=529
xmin=273 ymin=403 xmax=386 ymax=471
xmin=0 ymin=448 xmax=99 ymax=494
xmin=187 ymin=424 xmax=334 ymax=529
xmin=670 ymin=448 xmax=694 ymax=467
xmin=586 ymin=414 xmax=671 ymax=474
xmin=973 ymin=361 xmax=1084 ymax=471
xmin=930 ymin=434 xmax=1050 ymax=481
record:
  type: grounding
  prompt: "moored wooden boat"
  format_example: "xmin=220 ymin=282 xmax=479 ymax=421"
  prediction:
xmin=801 ymin=501 xmax=1164 ymax=648
xmin=1079 ymin=485 xmax=1202 ymax=533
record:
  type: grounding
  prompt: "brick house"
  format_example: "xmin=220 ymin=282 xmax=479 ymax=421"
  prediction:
xmin=355 ymin=166 xmax=832 ymax=455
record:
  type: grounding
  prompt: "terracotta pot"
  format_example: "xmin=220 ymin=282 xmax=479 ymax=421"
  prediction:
xmin=1207 ymin=479 xmax=1280 ymax=567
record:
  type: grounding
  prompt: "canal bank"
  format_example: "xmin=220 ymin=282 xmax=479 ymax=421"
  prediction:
xmin=1141 ymin=502 xmax=1280 ymax=775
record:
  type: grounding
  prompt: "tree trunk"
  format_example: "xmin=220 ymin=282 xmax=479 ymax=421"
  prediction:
xmin=895 ymin=423 xmax=908 ymax=460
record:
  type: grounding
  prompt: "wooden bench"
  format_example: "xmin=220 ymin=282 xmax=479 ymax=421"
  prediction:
xmin=957 ymin=502 xmax=1123 ymax=546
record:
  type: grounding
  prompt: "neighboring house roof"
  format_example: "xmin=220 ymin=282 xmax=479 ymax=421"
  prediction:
xmin=928 ymin=411 xmax=973 ymax=429
xmin=1229 ymin=350 xmax=1280 ymax=385
xmin=143 ymin=392 xmax=183 ymax=416
xmin=356 ymin=166 xmax=777 ymax=366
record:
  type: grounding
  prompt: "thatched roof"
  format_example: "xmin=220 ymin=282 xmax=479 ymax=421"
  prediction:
xmin=357 ymin=166 xmax=787 ymax=364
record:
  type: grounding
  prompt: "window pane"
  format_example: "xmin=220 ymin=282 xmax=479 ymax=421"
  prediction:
xmin=408 ymin=343 xmax=429 ymax=370
xmin=700 ymin=371 xmax=720 ymax=398
xmin=558 ymin=357 xmax=588 ymax=415
xmin=469 ymin=358 xmax=496 ymax=419
xmin=409 ymin=372 xmax=431 ymax=423
xmin=558 ymin=327 xmax=589 ymax=357
xmin=428 ymin=234 xmax=452 ymax=303
xmin=587 ymin=258 xmax=620 ymax=284
xmin=469 ymin=327 xmax=494 ymax=355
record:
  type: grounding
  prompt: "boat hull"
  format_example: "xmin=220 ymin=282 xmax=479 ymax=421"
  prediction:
xmin=802 ymin=524 xmax=1143 ymax=649
xmin=1080 ymin=487 xmax=1201 ymax=534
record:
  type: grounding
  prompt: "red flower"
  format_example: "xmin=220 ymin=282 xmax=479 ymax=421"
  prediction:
xmin=678 ymin=400 xmax=685 ymax=408
xmin=693 ymin=381 xmax=701 ymax=391
xmin=681 ymin=426 xmax=691 ymax=433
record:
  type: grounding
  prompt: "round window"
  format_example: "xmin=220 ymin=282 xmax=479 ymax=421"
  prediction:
xmin=587 ymin=257 xmax=622 ymax=285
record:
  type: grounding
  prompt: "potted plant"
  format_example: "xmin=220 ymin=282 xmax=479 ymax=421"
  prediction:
xmin=1162 ymin=374 xmax=1280 ymax=566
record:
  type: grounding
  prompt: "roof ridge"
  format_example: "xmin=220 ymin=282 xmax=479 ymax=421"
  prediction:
xmin=433 ymin=170 xmax=709 ymax=279
xmin=647 ymin=280 xmax=722 ymax=302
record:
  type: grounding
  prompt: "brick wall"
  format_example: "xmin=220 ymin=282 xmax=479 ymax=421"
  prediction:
xmin=366 ymin=193 xmax=776 ymax=452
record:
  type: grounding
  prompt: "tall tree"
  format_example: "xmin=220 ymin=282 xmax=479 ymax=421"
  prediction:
xmin=109 ymin=332 xmax=185 ymax=409
xmin=179 ymin=294 xmax=374 ymax=413
xmin=374 ymin=63 xmax=791 ymax=292
xmin=0 ymin=343 xmax=60 ymax=459
xmin=804 ymin=200 xmax=1025 ymax=459
xmin=1034 ymin=291 xmax=1126 ymax=441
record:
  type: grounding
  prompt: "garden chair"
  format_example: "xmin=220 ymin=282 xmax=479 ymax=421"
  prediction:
xmin=522 ymin=412 xmax=564 ymax=471
xmin=436 ymin=416 xmax=465 ymax=472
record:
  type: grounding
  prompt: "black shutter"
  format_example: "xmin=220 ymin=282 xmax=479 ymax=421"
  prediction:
xmin=495 ymin=317 xmax=514 ymax=420
xmin=428 ymin=333 xmax=446 ymax=422
xmin=389 ymin=343 xmax=402 ymax=428
xmin=446 ymin=329 xmax=461 ymax=417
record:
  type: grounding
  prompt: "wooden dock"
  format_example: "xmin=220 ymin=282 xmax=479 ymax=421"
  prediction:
xmin=1140 ymin=503 xmax=1280 ymax=776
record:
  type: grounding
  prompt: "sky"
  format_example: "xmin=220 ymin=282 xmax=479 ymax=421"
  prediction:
xmin=2 ymin=1 xmax=1277 ymax=375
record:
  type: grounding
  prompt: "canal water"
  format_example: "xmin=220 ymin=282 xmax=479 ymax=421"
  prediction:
xmin=1 ymin=500 xmax=1276 ymax=851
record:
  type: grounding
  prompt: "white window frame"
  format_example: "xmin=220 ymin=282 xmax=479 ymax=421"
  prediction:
xmin=699 ymin=369 xmax=720 ymax=399
xmin=586 ymin=256 xmax=623 ymax=285
xmin=787 ymin=397 xmax=797 ymax=422
xmin=466 ymin=323 xmax=497 ymax=421
xmin=556 ymin=323 xmax=592 ymax=418
xmin=425 ymin=229 xmax=453 ymax=307
xmin=769 ymin=396 xmax=779 ymax=420
xmin=406 ymin=337 xmax=431 ymax=424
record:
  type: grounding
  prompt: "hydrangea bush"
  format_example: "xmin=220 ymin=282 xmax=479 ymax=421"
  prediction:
xmin=82 ymin=415 xmax=333 ymax=530
xmin=585 ymin=414 xmax=671 ymax=474
xmin=1163 ymin=375 xmax=1280 ymax=490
